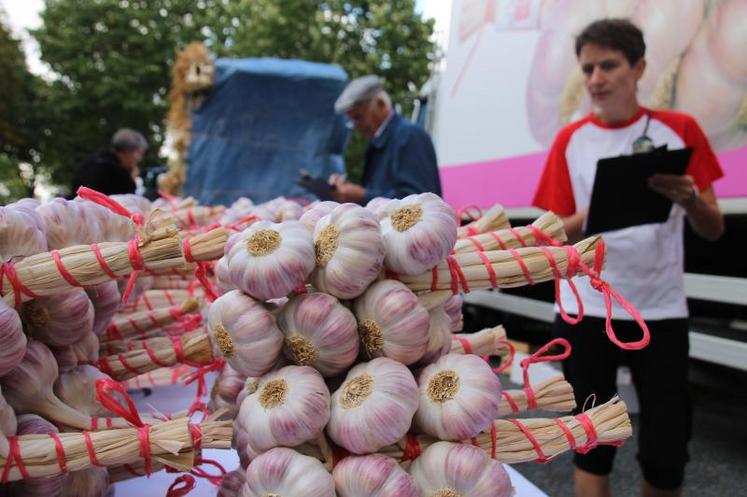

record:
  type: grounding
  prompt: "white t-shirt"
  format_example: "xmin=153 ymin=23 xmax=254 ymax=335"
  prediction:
xmin=533 ymin=108 xmax=723 ymax=320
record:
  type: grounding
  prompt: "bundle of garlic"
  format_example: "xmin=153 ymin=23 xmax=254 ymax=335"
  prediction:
xmin=450 ymin=325 xmax=509 ymax=357
xmin=53 ymin=332 xmax=100 ymax=373
xmin=85 ymin=281 xmax=121 ymax=335
xmin=0 ymin=385 xmax=17 ymax=436
xmin=37 ymin=198 xmax=135 ymax=248
xmin=409 ymin=441 xmax=514 ymax=497
xmin=235 ymin=365 xmax=330 ymax=459
xmin=415 ymin=354 xmax=502 ymax=440
xmin=150 ymin=275 xmax=193 ymax=290
xmin=118 ymin=288 xmax=193 ymax=314
xmin=353 ymin=280 xmax=430 ymax=365
xmin=0 ymin=298 xmax=26 ymax=376
xmin=21 ymin=288 xmax=94 ymax=347
xmin=498 ymin=375 xmax=576 ymax=416
xmin=299 ymin=201 xmax=339 ymax=231
xmin=454 ymin=210 xmax=566 ymax=253
xmin=103 ymin=298 xmax=199 ymax=342
xmin=379 ymin=192 xmax=458 ymax=275
xmin=207 ymin=289 xmax=283 ymax=377
xmin=311 ymin=203 xmax=386 ymax=299
xmin=224 ymin=220 xmax=314 ymax=301
xmin=456 ymin=202 xmax=510 ymax=238
xmin=3 ymin=414 xmax=65 ymax=496
xmin=241 ymin=447 xmax=335 ymax=497
xmin=1 ymin=224 xmax=185 ymax=307
xmin=278 ymin=292 xmax=359 ymax=377
xmin=327 ymin=358 xmax=418 ymax=454
xmin=0 ymin=416 xmax=232 ymax=481
xmin=333 ymin=454 xmax=420 ymax=497
xmin=0 ymin=205 xmax=47 ymax=261
xmin=122 ymin=364 xmax=194 ymax=390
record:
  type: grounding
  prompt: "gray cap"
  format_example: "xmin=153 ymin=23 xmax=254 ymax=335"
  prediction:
xmin=334 ymin=75 xmax=384 ymax=113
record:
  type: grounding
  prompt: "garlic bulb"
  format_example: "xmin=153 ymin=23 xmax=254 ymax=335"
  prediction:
xmin=409 ymin=442 xmax=514 ymax=497
xmin=218 ymin=469 xmax=246 ymax=497
xmin=208 ymin=290 xmax=284 ymax=377
xmin=53 ymin=332 xmax=100 ymax=373
xmin=216 ymin=255 xmax=235 ymax=294
xmin=364 ymin=197 xmax=393 ymax=220
xmin=236 ymin=365 xmax=330 ymax=458
xmin=209 ymin=362 xmax=247 ymax=418
xmin=443 ymin=294 xmax=464 ymax=332
xmin=328 ymin=357 xmax=418 ymax=454
xmin=311 ymin=203 xmax=386 ymax=299
xmin=0 ymin=385 xmax=17 ymax=435
xmin=333 ymin=454 xmax=421 ymax=497
xmin=85 ymin=281 xmax=121 ymax=335
xmin=299 ymin=201 xmax=339 ymax=232
xmin=21 ymin=288 xmax=94 ymax=347
xmin=240 ymin=447 xmax=335 ymax=497
xmin=380 ymin=192 xmax=458 ymax=275
xmin=225 ymin=220 xmax=315 ymax=301
xmin=415 ymin=354 xmax=502 ymax=440
xmin=0 ymin=205 xmax=47 ymax=260
xmin=278 ymin=292 xmax=359 ymax=377
xmin=6 ymin=414 xmax=65 ymax=497
xmin=54 ymin=365 xmax=115 ymax=417
xmin=235 ymin=376 xmax=261 ymax=412
xmin=417 ymin=305 xmax=453 ymax=367
xmin=353 ymin=280 xmax=430 ymax=365
xmin=61 ymin=467 xmax=110 ymax=497
xmin=109 ymin=193 xmax=152 ymax=219
xmin=0 ymin=298 xmax=26 ymax=377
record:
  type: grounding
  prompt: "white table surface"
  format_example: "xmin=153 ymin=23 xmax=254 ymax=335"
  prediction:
xmin=115 ymin=379 xmax=549 ymax=497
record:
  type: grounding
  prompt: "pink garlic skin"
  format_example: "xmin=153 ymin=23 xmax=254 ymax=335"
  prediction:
xmin=208 ymin=290 xmax=284 ymax=377
xmin=53 ymin=332 xmax=100 ymax=373
xmin=22 ymin=288 xmax=95 ymax=347
xmin=415 ymin=354 xmax=502 ymax=441
xmin=354 ymin=280 xmax=430 ymax=365
xmin=226 ymin=220 xmax=315 ymax=301
xmin=416 ymin=305 xmax=453 ymax=367
xmin=218 ymin=469 xmax=246 ymax=497
xmin=0 ymin=385 xmax=18 ymax=435
xmin=0 ymin=299 xmax=27 ymax=376
xmin=236 ymin=365 xmax=330 ymax=457
xmin=311 ymin=203 xmax=386 ymax=299
xmin=443 ymin=294 xmax=464 ymax=332
xmin=380 ymin=192 xmax=458 ymax=275
xmin=85 ymin=281 xmax=121 ymax=335
xmin=409 ymin=442 xmax=514 ymax=497
xmin=299 ymin=201 xmax=339 ymax=232
xmin=54 ymin=365 xmax=114 ymax=417
xmin=216 ymin=255 xmax=236 ymax=294
xmin=235 ymin=376 xmax=261 ymax=411
xmin=328 ymin=357 xmax=419 ymax=455
xmin=214 ymin=362 xmax=248 ymax=405
xmin=7 ymin=414 xmax=65 ymax=497
xmin=240 ymin=447 xmax=335 ymax=497
xmin=0 ymin=205 xmax=48 ymax=261
xmin=278 ymin=292 xmax=359 ymax=377
xmin=333 ymin=454 xmax=421 ymax=497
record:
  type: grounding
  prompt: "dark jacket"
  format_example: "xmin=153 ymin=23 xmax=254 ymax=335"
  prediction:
xmin=361 ymin=113 xmax=441 ymax=203
xmin=71 ymin=150 xmax=136 ymax=197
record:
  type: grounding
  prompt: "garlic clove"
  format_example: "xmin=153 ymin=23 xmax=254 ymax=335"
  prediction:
xmin=328 ymin=357 xmax=418 ymax=454
xmin=85 ymin=281 xmax=121 ymax=336
xmin=416 ymin=305 xmax=453 ymax=367
xmin=414 ymin=354 xmax=502 ymax=441
xmin=208 ymin=290 xmax=284 ymax=377
xmin=0 ymin=299 xmax=26 ymax=377
xmin=409 ymin=441 xmax=514 ymax=497
xmin=379 ymin=192 xmax=458 ymax=275
xmin=333 ymin=454 xmax=421 ymax=497
xmin=353 ymin=280 xmax=430 ymax=365
xmin=241 ymin=447 xmax=335 ymax=497
xmin=21 ymin=288 xmax=95 ymax=347
xmin=299 ymin=201 xmax=340 ymax=232
xmin=443 ymin=294 xmax=464 ymax=333
xmin=278 ymin=292 xmax=359 ymax=377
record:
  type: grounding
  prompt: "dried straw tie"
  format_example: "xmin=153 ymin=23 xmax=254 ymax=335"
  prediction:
xmin=121 ymin=365 xmax=196 ymax=391
xmin=104 ymin=298 xmax=200 ymax=342
xmin=298 ymin=396 xmax=630 ymax=470
xmin=457 ymin=203 xmax=510 ymax=238
xmin=118 ymin=288 xmax=196 ymax=314
xmin=454 ymin=211 xmax=567 ymax=254
xmin=0 ymin=224 xmax=185 ymax=308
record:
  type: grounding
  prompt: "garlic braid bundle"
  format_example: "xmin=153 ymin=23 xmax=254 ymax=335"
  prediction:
xmin=311 ymin=203 xmax=385 ymax=299
xmin=21 ymin=288 xmax=94 ymax=347
xmin=0 ymin=205 xmax=47 ymax=261
xmin=327 ymin=357 xmax=418 ymax=454
xmin=333 ymin=454 xmax=420 ymax=497
xmin=379 ymin=192 xmax=457 ymax=275
xmin=278 ymin=292 xmax=359 ymax=377
xmin=456 ymin=202 xmax=510 ymax=238
xmin=455 ymin=210 xmax=566 ymax=253
xmin=85 ymin=281 xmax=121 ymax=335
xmin=5 ymin=414 xmax=65 ymax=497
xmin=409 ymin=442 xmax=514 ymax=497
xmin=225 ymin=220 xmax=315 ymax=301
xmin=0 ymin=298 xmax=26 ymax=376
xmin=116 ymin=273 xmax=154 ymax=303
xmin=208 ymin=290 xmax=283 ymax=377
xmin=0 ymin=385 xmax=17 ymax=435
xmin=299 ymin=201 xmax=339 ymax=231
xmin=415 ymin=353 xmax=502 ymax=440
xmin=353 ymin=280 xmax=430 ymax=365
xmin=240 ymin=447 xmax=335 ymax=497
xmin=236 ymin=365 xmax=330 ymax=459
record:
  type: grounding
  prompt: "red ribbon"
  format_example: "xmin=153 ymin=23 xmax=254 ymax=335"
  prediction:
xmin=1 ymin=436 xmax=30 ymax=483
xmin=0 ymin=261 xmax=39 ymax=307
xmin=167 ymin=474 xmax=197 ymax=497
xmin=401 ymin=433 xmax=422 ymax=462
xmin=77 ymin=187 xmax=145 ymax=226
xmin=520 ymin=338 xmax=572 ymax=410
xmin=121 ymin=238 xmax=146 ymax=305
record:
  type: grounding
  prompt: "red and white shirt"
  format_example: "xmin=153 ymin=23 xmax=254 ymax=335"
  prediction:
xmin=533 ymin=108 xmax=723 ymax=320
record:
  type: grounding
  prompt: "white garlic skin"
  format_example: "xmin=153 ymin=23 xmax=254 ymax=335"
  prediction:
xmin=240 ymin=447 xmax=335 ymax=497
xmin=443 ymin=294 xmax=464 ymax=332
xmin=328 ymin=357 xmax=418 ymax=454
xmin=417 ymin=305 xmax=453 ymax=367
xmin=311 ymin=203 xmax=386 ymax=299
xmin=299 ymin=201 xmax=339 ymax=232
xmin=0 ymin=299 xmax=26 ymax=377
xmin=364 ymin=197 xmax=393 ymax=220
xmin=236 ymin=365 xmax=330 ymax=457
xmin=353 ymin=280 xmax=430 ymax=365
xmin=215 ymin=256 xmax=235 ymax=294
xmin=415 ymin=354 xmax=502 ymax=441
xmin=409 ymin=442 xmax=514 ymax=497
xmin=333 ymin=454 xmax=421 ymax=497
xmin=208 ymin=290 xmax=283 ymax=377
xmin=278 ymin=292 xmax=359 ymax=377
xmin=226 ymin=220 xmax=315 ymax=301
xmin=21 ymin=288 xmax=94 ymax=347
xmin=54 ymin=365 xmax=114 ymax=417
xmin=379 ymin=192 xmax=458 ymax=275
xmin=0 ymin=205 xmax=47 ymax=261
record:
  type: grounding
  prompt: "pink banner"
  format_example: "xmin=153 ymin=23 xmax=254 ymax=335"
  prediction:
xmin=441 ymin=145 xmax=747 ymax=209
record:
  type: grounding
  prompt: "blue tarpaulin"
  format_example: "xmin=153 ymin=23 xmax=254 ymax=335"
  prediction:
xmin=184 ymin=58 xmax=349 ymax=205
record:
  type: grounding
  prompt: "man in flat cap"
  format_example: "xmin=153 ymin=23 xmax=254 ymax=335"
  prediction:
xmin=329 ymin=75 xmax=441 ymax=203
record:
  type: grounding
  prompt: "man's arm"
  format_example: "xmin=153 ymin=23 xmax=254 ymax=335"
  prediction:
xmin=648 ymin=174 xmax=724 ymax=241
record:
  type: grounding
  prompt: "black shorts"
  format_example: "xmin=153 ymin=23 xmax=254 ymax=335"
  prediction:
xmin=553 ymin=315 xmax=692 ymax=490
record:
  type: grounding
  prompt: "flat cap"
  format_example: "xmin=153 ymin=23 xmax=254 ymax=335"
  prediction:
xmin=334 ymin=75 xmax=384 ymax=113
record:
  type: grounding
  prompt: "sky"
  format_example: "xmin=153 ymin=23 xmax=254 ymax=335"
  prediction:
xmin=1 ymin=0 xmax=452 ymax=77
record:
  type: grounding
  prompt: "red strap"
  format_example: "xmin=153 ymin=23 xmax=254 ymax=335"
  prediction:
xmin=169 ymin=305 xmax=185 ymax=321
xmin=454 ymin=335 xmax=472 ymax=354
xmin=194 ymin=262 xmax=219 ymax=302
xmin=167 ymin=474 xmax=197 ymax=497
xmin=190 ymin=458 xmax=227 ymax=487
xmin=51 ymin=250 xmax=82 ymax=287
xmin=445 ymin=255 xmax=469 ymax=294
xmin=554 ymin=418 xmax=577 ymax=450
xmin=171 ymin=335 xmax=186 ymax=363
xmin=476 ymin=251 xmax=497 ymax=289
xmin=489 ymin=423 xmax=498 ymax=459
xmin=507 ymin=418 xmax=548 ymax=463
xmin=456 ymin=204 xmax=483 ymax=223
xmin=509 ymin=248 xmax=535 ymax=285
xmin=1 ymin=436 xmax=30 ymax=483
xmin=95 ymin=379 xmax=144 ymax=427
xmin=538 ymin=246 xmax=583 ymax=326
xmin=137 ymin=425 xmax=153 ymax=475
xmin=186 ymin=208 xmax=197 ymax=228
xmin=501 ymin=391 xmax=521 ymax=413
xmin=401 ymin=433 xmax=422 ymax=462
xmin=121 ymin=238 xmax=146 ymax=305
xmin=90 ymin=243 xmax=119 ymax=278
xmin=164 ymin=290 xmax=176 ymax=306
xmin=77 ymin=187 xmax=144 ymax=226
xmin=526 ymin=225 xmax=562 ymax=247
xmin=492 ymin=339 xmax=515 ymax=374
xmin=48 ymin=432 xmax=68 ymax=474
xmin=487 ymin=231 xmax=509 ymax=250
xmin=143 ymin=340 xmax=170 ymax=368
xmin=188 ymin=423 xmax=203 ymax=452
xmin=508 ymin=228 xmax=529 ymax=247
xmin=0 ymin=261 xmax=39 ymax=307
xmin=466 ymin=236 xmax=485 ymax=251
xmin=520 ymin=338 xmax=571 ymax=410
xmin=183 ymin=238 xmax=195 ymax=263
xmin=83 ymin=431 xmax=103 ymax=466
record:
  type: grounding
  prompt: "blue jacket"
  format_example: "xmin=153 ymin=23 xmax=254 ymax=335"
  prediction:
xmin=362 ymin=113 xmax=441 ymax=203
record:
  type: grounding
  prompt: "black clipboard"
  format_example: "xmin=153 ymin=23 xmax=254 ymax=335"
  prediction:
xmin=297 ymin=172 xmax=335 ymax=201
xmin=585 ymin=147 xmax=693 ymax=235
